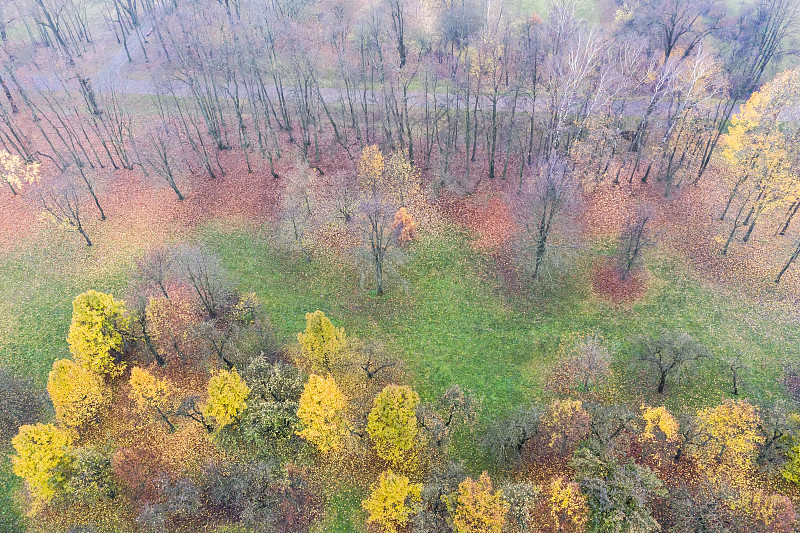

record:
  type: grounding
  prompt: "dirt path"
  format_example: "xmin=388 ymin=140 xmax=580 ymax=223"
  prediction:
xmin=15 ymin=24 xmax=665 ymax=122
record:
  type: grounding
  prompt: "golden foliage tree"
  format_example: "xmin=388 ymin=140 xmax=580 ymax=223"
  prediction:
xmin=203 ymin=368 xmax=250 ymax=429
xmin=540 ymin=476 xmax=588 ymax=533
xmin=720 ymin=68 xmax=800 ymax=256
xmin=445 ymin=471 xmax=508 ymax=533
xmin=296 ymin=373 xmax=348 ymax=453
xmin=358 ymin=144 xmax=385 ymax=196
xmin=128 ymin=366 xmax=178 ymax=430
xmin=11 ymin=423 xmax=73 ymax=505
xmin=297 ymin=310 xmax=346 ymax=373
xmin=0 ymin=149 xmax=41 ymax=195
xmin=694 ymin=398 xmax=764 ymax=480
xmin=641 ymin=405 xmax=680 ymax=443
xmin=367 ymin=384 xmax=420 ymax=468
xmin=640 ymin=404 xmax=681 ymax=468
xmin=362 ymin=469 xmax=422 ymax=533
xmin=67 ymin=290 xmax=129 ymax=377
xmin=47 ymin=358 xmax=109 ymax=429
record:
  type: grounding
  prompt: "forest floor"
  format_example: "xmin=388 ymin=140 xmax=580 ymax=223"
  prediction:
xmin=2 ymin=152 xmax=800 ymax=530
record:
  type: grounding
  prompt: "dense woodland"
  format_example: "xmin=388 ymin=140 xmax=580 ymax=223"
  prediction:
xmin=2 ymin=0 xmax=800 ymax=531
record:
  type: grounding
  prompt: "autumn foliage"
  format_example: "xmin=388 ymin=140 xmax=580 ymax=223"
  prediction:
xmin=693 ymin=398 xmax=764 ymax=480
xmin=362 ymin=469 xmax=422 ymax=533
xmin=11 ymin=423 xmax=73 ymax=506
xmin=203 ymin=368 xmax=251 ymax=429
xmin=445 ymin=472 xmax=508 ymax=533
xmin=0 ymin=149 xmax=41 ymax=195
xmin=66 ymin=290 xmax=129 ymax=377
xmin=367 ymin=384 xmax=420 ymax=469
xmin=296 ymin=373 xmax=348 ymax=453
xmin=541 ymin=477 xmax=588 ymax=533
xmin=47 ymin=358 xmax=109 ymax=429
xmin=297 ymin=310 xmax=346 ymax=373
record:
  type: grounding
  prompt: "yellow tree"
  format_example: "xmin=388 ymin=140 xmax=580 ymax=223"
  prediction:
xmin=367 ymin=384 xmax=420 ymax=469
xmin=358 ymin=144 xmax=385 ymax=197
xmin=642 ymin=405 xmax=680 ymax=443
xmin=0 ymin=149 xmax=40 ymax=195
xmin=203 ymin=368 xmax=250 ymax=429
xmin=296 ymin=373 xmax=348 ymax=453
xmin=783 ymin=428 xmax=800 ymax=485
xmin=11 ymin=423 xmax=73 ymax=505
xmin=128 ymin=366 xmax=178 ymax=430
xmin=720 ymin=68 xmax=800 ymax=256
xmin=47 ymin=359 xmax=109 ymax=429
xmin=67 ymin=290 xmax=129 ymax=377
xmin=445 ymin=472 xmax=508 ymax=533
xmin=362 ymin=469 xmax=422 ymax=533
xmin=297 ymin=310 xmax=346 ymax=373
xmin=640 ymin=405 xmax=681 ymax=467
xmin=693 ymin=398 xmax=764 ymax=482
xmin=540 ymin=477 xmax=588 ymax=533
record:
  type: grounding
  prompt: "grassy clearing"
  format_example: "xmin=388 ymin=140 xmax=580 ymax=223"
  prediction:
xmin=0 ymin=218 xmax=797 ymax=530
xmin=204 ymin=222 xmax=795 ymax=423
xmin=201 ymin=219 xmax=797 ymax=533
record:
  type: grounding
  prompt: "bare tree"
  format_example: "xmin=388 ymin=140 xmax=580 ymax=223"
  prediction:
xmin=618 ymin=206 xmax=651 ymax=280
xmin=134 ymin=247 xmax=175 ymax=299
xmin=776 ymin=237 xmax=800 ymax=283
xmin=549 ymin=332 xmax=612 ymax=393
xmin=137 ymin=121 xmax=186 ymax=200
xmin=725 ymin=355 xmax=745 ymax=396
xmin=31 ymin=176 xmax=93 ymax=246
xmin=360 ymin=196 xmax=402 ymax=296
xmin=0 ymin=3 xmax=7 ymax=44
xmin=636 ymin=330 xmax=709 ymax=394
xmin=626 ymin=0 xmax=723 ymax=61
xmin=174 ymin=246 xmax=235 ymax=319
xmin=515 ymin=157 xmax=576 ymax=281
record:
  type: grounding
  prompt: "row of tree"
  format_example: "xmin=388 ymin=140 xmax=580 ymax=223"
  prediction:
xmin=1 ymin=0 xmax=799 ymax=281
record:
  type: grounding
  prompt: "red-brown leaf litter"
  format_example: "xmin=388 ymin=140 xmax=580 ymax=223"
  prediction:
xmin=591 ymin=260 xmax=649 ymax=305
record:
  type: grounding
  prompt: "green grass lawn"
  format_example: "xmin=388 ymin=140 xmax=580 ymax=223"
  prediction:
xmin=0 ymin=218 xmax=797 ymax=531
xmin=0 ymin=454 xmax=24 ymax=533
xmin=204 ymin=223 xmax=794 ymax=422
xmin=0 ymin=230 xmax=132 ymax=384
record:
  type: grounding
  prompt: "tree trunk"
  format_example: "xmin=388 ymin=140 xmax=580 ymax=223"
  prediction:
xmin=0 ymin=77 xmax=18 ymax=114
xmin=79 ymin=227 xmax=93 ymax=246
xmin=775 ymin=241 xmax=800 ymax=283
xmin=375 ymin=255 xmax=384 ymax=296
